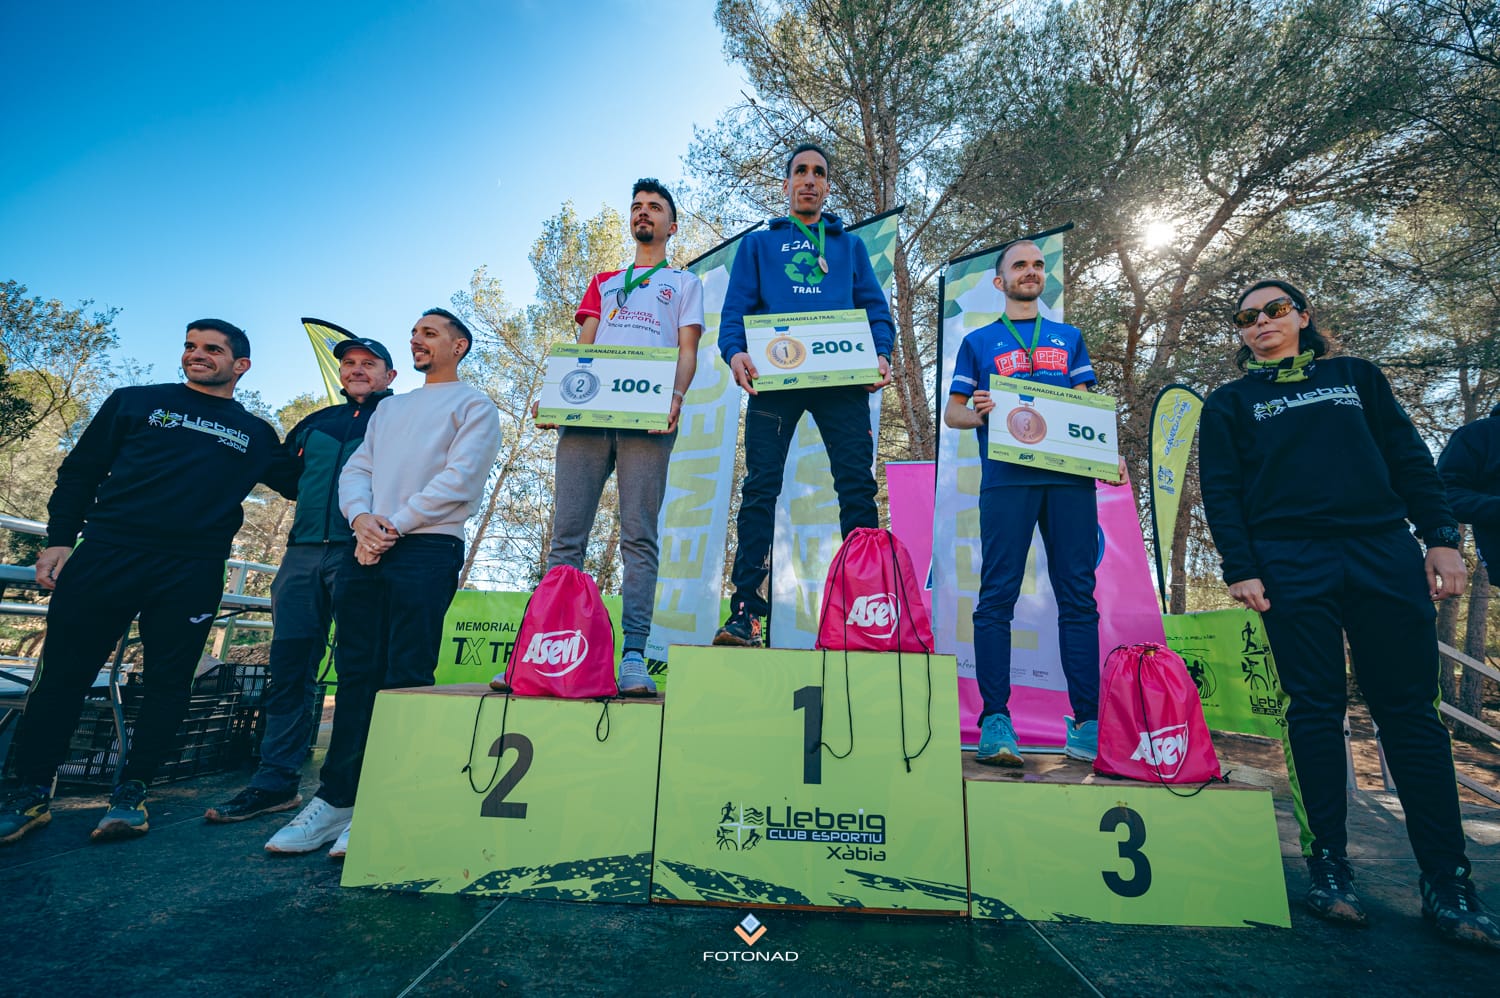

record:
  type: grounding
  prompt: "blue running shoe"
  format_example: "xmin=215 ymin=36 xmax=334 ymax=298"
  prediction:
xmin=92 ymin=779 xmax=149 ymax=841
xmin=976 ymin=714 xmax=1023 ymax=767
xmin=0 ymin=784 xmax=53 ymax=845
xmin=618 ymin=651 xmax=657 ymax=697
xmin=1064 ymin=717 xmax=1098 ymax=763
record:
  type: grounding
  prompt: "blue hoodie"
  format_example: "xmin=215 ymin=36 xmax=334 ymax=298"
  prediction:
xmin=718 ymin=212 xmax=895 ymax=364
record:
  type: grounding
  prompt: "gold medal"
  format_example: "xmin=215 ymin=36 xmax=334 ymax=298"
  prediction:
xmin=817 ymin=255 xmax=829 ymax=274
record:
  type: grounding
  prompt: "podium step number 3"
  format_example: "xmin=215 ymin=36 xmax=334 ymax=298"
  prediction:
xmin=966 ymin=781 xmax=1291 ymax=927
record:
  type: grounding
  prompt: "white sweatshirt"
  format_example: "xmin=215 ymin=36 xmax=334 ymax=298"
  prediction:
xmin=338 ymin=380 xmax=501 ymax=540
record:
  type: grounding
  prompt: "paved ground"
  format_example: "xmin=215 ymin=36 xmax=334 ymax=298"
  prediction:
xmin=3 ymin=745 xmax=1498 ymax=996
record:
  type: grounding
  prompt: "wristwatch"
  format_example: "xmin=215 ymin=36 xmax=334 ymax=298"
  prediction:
xmin=1422 ymin=525 xmax=1463 ymax=550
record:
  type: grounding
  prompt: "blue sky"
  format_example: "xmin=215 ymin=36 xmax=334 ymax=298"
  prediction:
xmin=0 ymin=1 xmax=748 ymax=410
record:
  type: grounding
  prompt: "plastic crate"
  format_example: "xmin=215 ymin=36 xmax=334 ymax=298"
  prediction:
xmin=54 ymin=688 xmax=242 ymax=787
xmin=225 ymin=679 xmax=329 ymax=767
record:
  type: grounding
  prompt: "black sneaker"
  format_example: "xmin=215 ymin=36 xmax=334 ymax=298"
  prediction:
xmin=0 ymin=785 xmax=53 ymax=845
xmin=713 ymin=602 xmax=763 ymax=647
xmin=91 ymin=780 xmax=149 ymax=842
xmin=205 ymin=787 xmax=304 ymax=824
xmin=1421 ymin=868 xmax=1500 ymax=950
xmin=1305 ymin=851 xmax=1368 ymax=925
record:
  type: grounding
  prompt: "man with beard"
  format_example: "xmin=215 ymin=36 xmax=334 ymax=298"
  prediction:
xmin=527 ymin=178 xmax=702 ymax=695
xmin=265 ymin=309 xmax=500 ymax=858
xmin=1 ymin=320 xmax=293 ymax=845
xmin=944 ymin=240 xmax=1113 ymax=767
xmin=205 ymin=335 xmax=397 ymax=823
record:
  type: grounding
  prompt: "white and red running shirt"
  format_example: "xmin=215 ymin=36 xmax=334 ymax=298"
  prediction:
xmin=575 ymin=266 xmax=705 ymax=348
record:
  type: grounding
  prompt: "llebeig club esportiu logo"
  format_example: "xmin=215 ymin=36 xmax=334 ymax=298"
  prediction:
xmin=703 ymin=914 xmax=799 ymax=963
xmin=716 ymin=801 xmax=888 ymax=862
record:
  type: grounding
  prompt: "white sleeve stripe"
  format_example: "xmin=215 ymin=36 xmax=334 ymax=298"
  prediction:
xmin=953 ymin=374 xmax=977 ymax=386
xmin=1070 ymin=364 xmax=1094 ymax=378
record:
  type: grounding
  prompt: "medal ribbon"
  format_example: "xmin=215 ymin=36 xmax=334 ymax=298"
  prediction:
xmin=788 ymin=215 xmax=827 ymax=269
xmin=616 ymin=259 xmax=669 ymax=306
xmin=1000 ymin=314 xmax=1043 ymax=374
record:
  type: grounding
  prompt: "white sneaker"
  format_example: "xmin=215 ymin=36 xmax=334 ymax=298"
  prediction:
xmin=264 ymin=797 xmax=353 ymax=854
xmin=328 ymin=823 xmax=351 ymax=860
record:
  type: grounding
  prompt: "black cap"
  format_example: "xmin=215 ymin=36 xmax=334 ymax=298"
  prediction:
xmin=333 ymin=337 xmax=395 ymax=368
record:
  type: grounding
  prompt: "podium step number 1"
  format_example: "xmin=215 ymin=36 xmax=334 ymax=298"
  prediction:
xmin=653 ymin=647 xmax=968 ymax=913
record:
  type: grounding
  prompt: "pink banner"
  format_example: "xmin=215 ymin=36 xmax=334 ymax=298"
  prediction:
xmin=885 ymin=462 xmax=935 ymax=617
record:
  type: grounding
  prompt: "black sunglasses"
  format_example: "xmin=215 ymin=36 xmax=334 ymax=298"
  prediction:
xmin=1232 ymin=296 xmax=1299 ymax=328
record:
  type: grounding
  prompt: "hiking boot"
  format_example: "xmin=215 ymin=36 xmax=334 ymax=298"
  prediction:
xmin=713 ymin=603 xmax=763 ymax=647
xmin=1064 ymin=717 xmax=1098 ymax=763
xmin=618 ymin=651 xmax=657 ymax=697
xmin=92 ymin=780 xmax=149 ymax=842
xmin=0 ymin=785 xmax=53 ymax=845
xmin=264 ymin=797 xmax=353 ymax=854
xmin=489 ymin=672 xmax=511 ymax=693
xmin=976 ymin=713 xmax=1024 ymax=767
xmin=328 ymin=823 xmax=351 ymax=860
xmin=1421 ymin=868 xmax=1500 ymax=950
xmin=204 ymin=786 xmax=303 ymax=824
xmin=1305 ymin=851 xmax=1368 ymax=925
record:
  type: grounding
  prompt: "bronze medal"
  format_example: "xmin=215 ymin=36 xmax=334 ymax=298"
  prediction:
xmin=1006 ymin=405 xmax=1047 ymax=445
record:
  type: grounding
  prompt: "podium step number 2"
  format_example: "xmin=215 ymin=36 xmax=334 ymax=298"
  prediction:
xmin=342 ymin=687 xmax=662 ymax=903
xmin=653 ymin=647 xmax=968 ymax=913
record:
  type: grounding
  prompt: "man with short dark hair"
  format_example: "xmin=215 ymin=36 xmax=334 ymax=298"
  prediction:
xmin=714 ymin=142 xmax=893 ymax=646
xmin=944 ymin=240 xmax=1111 ymax=767
xmin=533 ymin=178 xmax=702 ymax=694
xmin=266 ymin=309 xmax=500 ymax=857
xmin=205 ymin=336 xmax=397 ymax=823
xmin=1 ymin=320 xmax=293 ymax=845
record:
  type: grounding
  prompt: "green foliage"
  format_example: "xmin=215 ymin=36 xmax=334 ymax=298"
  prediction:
xmin=0 ymin=280 xmax=119 ymax=451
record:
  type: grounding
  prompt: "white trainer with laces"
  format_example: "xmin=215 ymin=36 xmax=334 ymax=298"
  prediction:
xmin=264 ymin=797 xmax=353 ymax=854
xmin=328 ymin=823 xmax=351 ymax=860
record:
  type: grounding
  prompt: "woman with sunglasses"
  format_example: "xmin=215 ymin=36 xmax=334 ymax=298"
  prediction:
xmin=1199 ymin=279 xmax=1498 ymax=949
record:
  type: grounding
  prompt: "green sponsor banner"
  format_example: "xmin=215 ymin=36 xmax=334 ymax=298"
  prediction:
xmin=341 ymin=687 xmax=662 ymax=902
xmin=652 ymin=646 xmax=967 ymax=912
xmin=536 ymin=343 xmax=679 ymax=430
xmin=967 ymin=780 xmax=1290 ymax=927
xmin=986 ymin=374 xmax=1121 ymax=481
xmin=1148 ymin=385 xmax=1205 ymax=610
xmin=1162 ymin=609 xmax=1287 ymax=738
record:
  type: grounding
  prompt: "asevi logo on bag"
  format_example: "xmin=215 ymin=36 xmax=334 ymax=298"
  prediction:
xmin=1129 ymin=723 xmax=1190 ymax=778
xmin=844 ymin=592 xmax=900 ymax=639
xmin=520 ymin=629 xmax=589 ymax=677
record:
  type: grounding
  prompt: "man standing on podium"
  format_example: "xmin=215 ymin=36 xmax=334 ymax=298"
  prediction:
xmin=714 ymin=142 xmax=894 ymax=647
xmin=532 ymin=178 xmax=703 ymax=694
xmin=943 ymin=239 xmax=1111 ymax=766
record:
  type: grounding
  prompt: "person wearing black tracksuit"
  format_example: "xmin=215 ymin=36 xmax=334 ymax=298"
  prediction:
xmin=0 ymin=320 xmax=294 ymax=846
xmin=1438 ymin=401 xmax=1500 ymax=572
xmin=205 ymin=336 xmax=396 ymax=823
xmin=1201 ymin=279 xmax=1498 ymax=949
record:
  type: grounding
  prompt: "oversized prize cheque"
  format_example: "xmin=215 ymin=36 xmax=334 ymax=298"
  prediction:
xmin=988 ymin=374 xmax=1121 ymax=482
xmin=536 ymin=343 xmax=677 ymax=430
xmin=745 ymin=309 xmax=880 ymax=391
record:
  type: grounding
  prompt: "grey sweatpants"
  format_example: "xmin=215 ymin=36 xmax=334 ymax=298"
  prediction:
xmin=547 ymin=427 xmax=675 ymax=651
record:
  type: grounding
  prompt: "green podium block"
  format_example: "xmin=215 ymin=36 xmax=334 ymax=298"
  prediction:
xmin=341 ymin=685 xmax=661 ymax=903
xmin=652 ymin=647 xmax=967 ymax=913
xmin=967 ymin=774 xmax=1290 ymax=927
